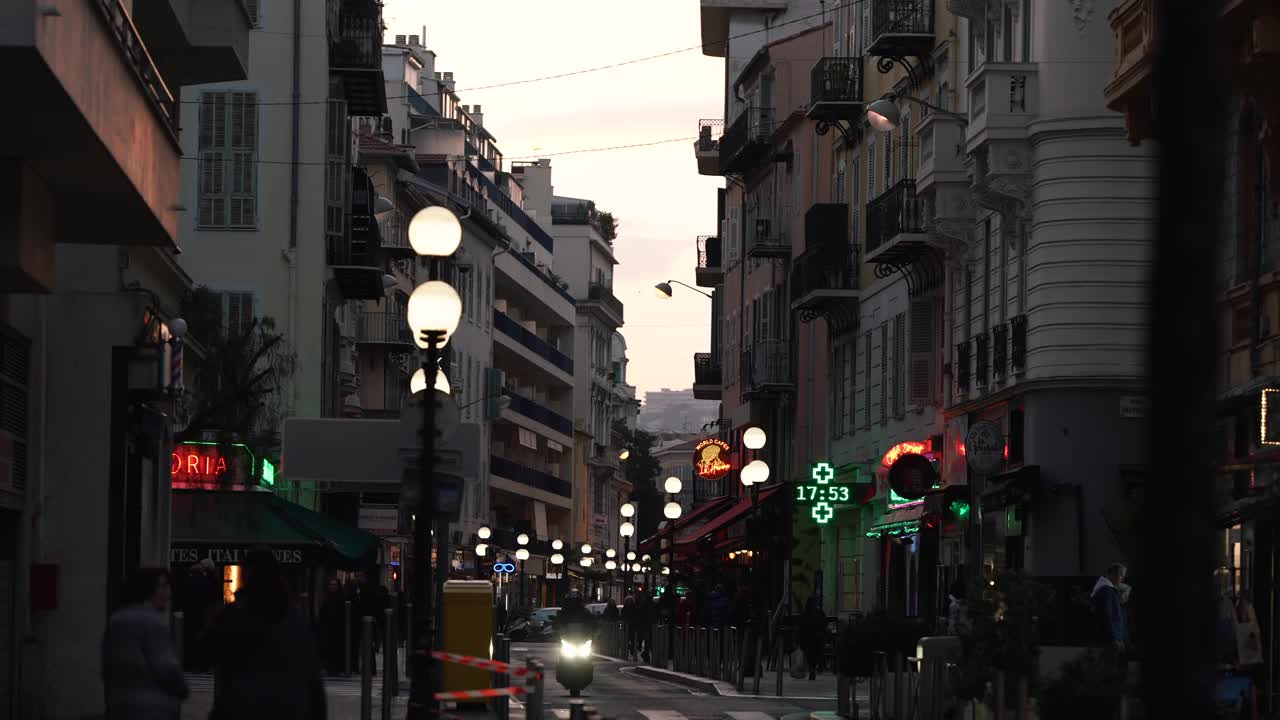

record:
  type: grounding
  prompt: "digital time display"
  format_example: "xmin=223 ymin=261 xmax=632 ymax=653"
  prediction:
xmin=795 ymin=484 xmax=854 ymax=503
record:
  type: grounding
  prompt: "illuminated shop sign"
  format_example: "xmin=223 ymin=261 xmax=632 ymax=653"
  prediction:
xmin=881 ymin=440 xmax=941 ymax=508
xmin=693 ymin=438 xmax=732 ymax=480
xmin=171 ymin=442 xmax=255 ymax=490
xmin=798 ymin=462 xmax=850 ymax=525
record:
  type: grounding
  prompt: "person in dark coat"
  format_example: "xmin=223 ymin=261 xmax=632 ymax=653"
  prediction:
xmin=102 ymin=568 xmax=188 ymax=720
xmin=636 ymin=593 xmax=656 ymax=661
xmin=317 ymin=578 xmax=348 ymax=675
xmin=798 ymin=597 xmax=827 ymax=680
xmin=622 ymin=596 xmax=639 ymax=657
xmin=705 ymin=584 xmax=730 ymax=626
xmin=603 ymin=599 xmax=620 ymax=620
xmin=204 ymin=548 xmax=326 ymax=720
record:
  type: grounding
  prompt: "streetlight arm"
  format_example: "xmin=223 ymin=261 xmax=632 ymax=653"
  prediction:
xmin=665 ymin=279 xmax=715 ymax=299
xmin=899 ymin=95 xmax=968 ymax=124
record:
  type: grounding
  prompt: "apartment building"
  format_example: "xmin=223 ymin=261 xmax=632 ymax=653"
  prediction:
xmin=1103 ymin=0 xmax=1280 ymax=709
xmin=0 ymin=0 xmax=251 ymax=714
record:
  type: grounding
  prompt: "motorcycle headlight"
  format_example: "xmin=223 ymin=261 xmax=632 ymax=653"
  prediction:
xmin=560 ymin=638 xmax=592 ymax=658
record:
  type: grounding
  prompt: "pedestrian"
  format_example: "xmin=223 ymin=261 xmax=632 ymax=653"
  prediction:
xmin=203 ymin=547 xmax=326 ymax=720
xmin=706 ymin=584 xmax=730 ymax=626
xmin=798 ymin=596 xmax=826 ymax=680
xmin=603 ymin=599 xmax=620 ymax=621
xmin=676 ymin=592 xmax=694 ymax=626
xmin=946 ymin=579 xmax=972 ymax=637
xmin=1091 ymin=562 xmax=1130 ymax=675
xmin=102 ymin=567 xmax=188 ymax=720
xmin=636 ymin=593 xmax=655 ymax=661
xmin=622 ymin=595 xmax=638 ymax=657
xmin=317 ymin=577 xmax=347 ymax=675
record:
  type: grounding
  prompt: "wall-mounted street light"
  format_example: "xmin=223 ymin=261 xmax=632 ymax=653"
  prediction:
xmin=654 ymin=280 xmax=714 ymax=300
xmin=865 ymin=93 xmax=968 ymax=133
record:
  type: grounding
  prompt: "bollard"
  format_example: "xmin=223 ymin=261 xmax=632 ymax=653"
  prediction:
xmin=710 ymin=628 xmax=720 ymax=680
xmin=381 ymin=609 xmax=394 ymax=719
xmin=837 ymin=673 xmax=851 ymax=718
xmin=775 ymin=638 xmax=783 ymax=697
xmin=569 ymin=699 xmax=586 ymax=720
xmin=1016 ymin=675 xmax=1028 ymax=720
xmin=493 ymin=634 xmax=510 ymax=720
xmin=361 ymin=616 xmax=374 ymax=720
xmin=995 ymin=671 xmax=1007 ymax=720
xmin=893 ymin=652 xmax=906 ymax=720
xmin=170 ymin=611 xmax=185 ymax=670
xmin=526 ymin=659 xmax=545 ymax=720
xmin=752 ymin=633 xmax=764 ymax=695
xmin=735 ymin=628 xmax=747 ymax=692
xmin=345 ymin=600 xmax=353 ymax=677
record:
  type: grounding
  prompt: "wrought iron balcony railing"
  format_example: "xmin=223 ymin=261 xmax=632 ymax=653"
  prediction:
xmin=330 ymin=8 xmax=381 ymax=69
xmin=871 ymin=0 xmax=935 ymax=42
xmin=694 ymin=353 xmax=722 ymax=387
xmin=587 ymin=283 xmax=625 ymax=323
xmin=500 ymin=388 xmax=574 ymax=437
xmin=493 ymin=310 xmax=575 ymax=375
xmin=356 ymin=312 xmax=414 ymax=347
xmin=719 ymin=107 xmax=775 ymax=172
xmin=811 ymin=57 xmax=864 ymax=106
xmin=697 ymin=236 xmax=722 ymax=270
xmin=741 ymin=339 xmax=792 ymax=393
xmin=791 ymin=243 xmax=856 ymax=304
xmin=865 ymin=179 xmax=924 ymax=256
xmin=697 ymin=119 xmax=725 ymax=152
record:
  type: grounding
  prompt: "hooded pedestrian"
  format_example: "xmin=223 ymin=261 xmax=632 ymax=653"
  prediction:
xmin=1091 ymin=563 xmax=1129 ymax=651
xmin=102 ymin=567 xmax=188 ymax=720
xmin=798 ymin=596 xmax=826 ymax=680
xmin=203 ymin=547 xmax=326 ymax=720
xmin=317 ymin=577 xmax=348 ymax=675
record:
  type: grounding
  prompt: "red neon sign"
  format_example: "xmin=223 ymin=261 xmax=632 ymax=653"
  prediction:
xmin=880 ymin=439 xmax=933 ymax=468
xmin=171 ymin=443 xmax=245 ymax=489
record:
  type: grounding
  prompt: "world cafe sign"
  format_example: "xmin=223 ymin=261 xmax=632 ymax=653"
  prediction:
xmin=693 ymin=438 xmax=732 ymax=481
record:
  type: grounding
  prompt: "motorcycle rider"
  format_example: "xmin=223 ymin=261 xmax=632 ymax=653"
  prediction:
xmin=559 ymin=590 xmax=596 ymax=635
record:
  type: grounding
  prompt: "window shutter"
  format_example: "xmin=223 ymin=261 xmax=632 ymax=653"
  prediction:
xmin=228 ymin=92 xmax=258 ymax=228
xmin=843 ymin=343 xmax=854 ymax=434
xmin=862 ymin=6 xmax=872 ymax=55
xmin=909 ymin=299 xmax=934 ymax=405
xmin=863 ymin=329 xmax=873 ymax=427
xmin=878 ymin=323 xmax=888 ymax=422
xmin=893 ymin=313 xmax=905 ymax=417
xmin=197 ymin=93 xmax=228 ymax=228
xmin=836 ymin=163 xmax=847 ymax=204
xmin=901 ymin=114 xmax=912 ymax=175
xmin=884 ymin=130 xmax=894 ymax=186
xmin=867 ymin=140 xmax=876 ymax=198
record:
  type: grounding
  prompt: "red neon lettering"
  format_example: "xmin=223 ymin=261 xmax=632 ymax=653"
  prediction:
xmin=215 ymin=457 xmax=227 ymax=476
xmin=171 ymin=453 xmax=182 ymax=474
xmin=186 ymin=454 xmax=200 ymax=475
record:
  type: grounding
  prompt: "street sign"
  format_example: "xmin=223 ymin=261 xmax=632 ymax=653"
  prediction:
xmin=965 ymin=421 xmax=1004 ymax=474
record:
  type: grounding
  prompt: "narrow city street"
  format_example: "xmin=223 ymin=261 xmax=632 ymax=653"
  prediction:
xmin=180 ymin=643 xmax=843 ymax=720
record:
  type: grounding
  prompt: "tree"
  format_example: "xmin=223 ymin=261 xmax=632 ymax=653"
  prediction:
xmin=176 ymin=286 xmax=297 ymax=448
xmin=613 ymin=419 xmax=661 ymax=539
xmin=596 ymin=212 xmax=618 ymax=243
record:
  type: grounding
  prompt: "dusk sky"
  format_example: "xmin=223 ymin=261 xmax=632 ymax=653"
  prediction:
xmin=383 ymin=0 xmax=727 ymax=398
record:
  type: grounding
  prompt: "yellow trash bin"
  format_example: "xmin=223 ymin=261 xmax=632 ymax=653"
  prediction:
xmin=442 ymin=580 xmax=495 ymax=695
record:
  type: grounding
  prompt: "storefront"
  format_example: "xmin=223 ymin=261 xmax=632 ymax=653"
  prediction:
xmin=868 ymin=439 xmax=944 ymax=622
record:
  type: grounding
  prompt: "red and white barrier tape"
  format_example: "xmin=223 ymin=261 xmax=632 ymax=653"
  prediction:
xmin=433 ymin=685 xmax=529 ymax=701
xmin=429 ymin=650 xmax=538 ymax=677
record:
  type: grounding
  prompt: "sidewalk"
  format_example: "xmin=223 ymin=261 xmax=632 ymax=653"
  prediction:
xmin=625 ymin=663 xmax=856 ymax=701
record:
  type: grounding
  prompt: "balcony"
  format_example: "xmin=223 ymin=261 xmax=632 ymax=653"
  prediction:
xmin=491 ymin=454 xmax=572 ymax=499
xmin=719 ymin=107 xmax=775 ymax=175
xmin=377 ymin=215 xmax=415 ymax=259
xmin=693 ymin=353 xmax=722 ymax=401
xmin=746 ymin=217 xmax=789 ymax=259
xmin=866 ymin=179 xmax=941 ymax=266
xmin=582 ymin=283 xmax=625 ymax=327
xmin=132 ymin=0 xmax=251 ymax=85
xmin=355 ymin=312 xmax=414 ymax=350
xmin=868 ymin=0 xmax=936 ymax=60
xmin=1103 ymin=0 xmax=1156 ymax=145
xmin=807 ymin=57 xmax=865 ymax=123
xmin=329 ymin=167 xmax=385 ymax=300
xmin=696 ymin=235 xmax=723 ymax=287
xmin=792 ymin=204 xmax=859 ymax=331
xmin=4 ymin=0 xmax=185 ymax=268
xmin=965 ymin=63 xmax=1037 ymax=223
xmin=915 ymin=110 xmax=975 ymax=244
xmin=493 ymin=309 xmax=575 ymax=376
xmin=741 ymin=339 xmax=793 ymax=398
xmin=500 ymin=388 xmax=575 ymax=439
xmin=328 ymin=0 xmax=387 ymax=116
xmin=695 ymin=119 xmax=724 ymax=175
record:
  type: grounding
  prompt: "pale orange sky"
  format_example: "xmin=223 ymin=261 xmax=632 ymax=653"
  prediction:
xmin=383 ymin=0 xmax=726 ymax=397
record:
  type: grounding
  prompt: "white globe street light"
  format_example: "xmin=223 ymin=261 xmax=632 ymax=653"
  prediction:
xmin=478 ymin=526 xmax=492 ymax=540
xmin=581 ymin=544 xmax=592 ymax=555
xmin=740 ymin=459 xmax=771 ymax=486
xmin=476 ymin=543 xmax=488 ymax=557
xmin=552 ymin=539 xmax=564 ymax=551
xmin=619 ymin=449 xmax=630 ymax=460
xmin=551 ymin=553 xmax=565 ymax=565
xmin=632 ymin=563 xmax=642 ymax=572
xmin=620 ymin=503 xmax=635 ymax=518
xmin=662 ymin=567 xmax=671 ymax=575
xmin=517 ymin=533 xmax=530 ymax=546
xmin=664 ymin=477 xmax=683 ymax=495
xmin=581 ymin=557 xmax=593 ymax=567
xmin=410 ymin=367 xmax=451 ymax=395
xmin=663 ymin=501 xmax=683 ymax=520
xmin=606 ymin=560 xmax=617 ymax=570
xmin=642 ymin=554 xmax=651 ymax=562
xmin=606 ymin=549 xmax=616 ymax=558
xmin=516 ymin=548 xmax=530 ymax=561
xmin=407 ymin=281 xmax=463 ymax=349
xmin=627 ymin=552 xmax=637 ymax=561
xmin=408 ymin=206 xmax=462 ymax=257
xmin=620 ymin=522 xmax=635 ymax=538
xmin=743 ymin=426 xmax=767 ymax=450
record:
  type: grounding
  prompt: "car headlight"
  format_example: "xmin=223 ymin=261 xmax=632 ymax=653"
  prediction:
xmin=560 ymin=638 xmax=592 ymax=658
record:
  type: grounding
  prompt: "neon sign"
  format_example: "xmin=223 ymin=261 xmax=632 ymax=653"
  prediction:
xmin=693 ymin=438 xmax=732 ymax=480
xmin=880 ymin=440 xmax=941 ymax=508
xmin=492 ymin=562 xmax=516 ymax=575
xmin=171 ymin=442 xmax=254 ymax=490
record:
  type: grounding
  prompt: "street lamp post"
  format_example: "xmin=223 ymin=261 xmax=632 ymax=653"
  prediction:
xmin=739 ymin=428 xmax=769 ymax=641
xmin=620 ymin=503 xmax=635 ymax=596
xmin=551 ymin=539 xmax=565 ymax=603
xmin=406 ymin=205 xmax=462 ymax=720
xmin=654 ymin=280 xmax=714 ymax=300
xmin=662 ymin=477 xmax=683 ymax=598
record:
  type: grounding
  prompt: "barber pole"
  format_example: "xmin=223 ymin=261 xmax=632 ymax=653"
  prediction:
xmin=170 ymin=339 xmax=183 ymax=390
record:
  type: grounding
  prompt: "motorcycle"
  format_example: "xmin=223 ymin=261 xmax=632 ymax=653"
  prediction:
xmin=555 ymin=624 xmax=595 ymax=697
xmin=506 ymin=616 xmax=531 ymax=642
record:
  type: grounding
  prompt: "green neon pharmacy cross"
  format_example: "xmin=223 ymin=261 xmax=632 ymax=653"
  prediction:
xmin=810 ymin=462 xmax=835 ymax=524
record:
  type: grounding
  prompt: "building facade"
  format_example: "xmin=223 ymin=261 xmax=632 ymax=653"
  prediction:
xmin=1 ymin=0 xmax=251 ymax=714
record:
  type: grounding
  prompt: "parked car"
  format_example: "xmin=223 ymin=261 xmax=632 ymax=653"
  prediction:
xmin=586 ymin=603 xmax=607 ymax=617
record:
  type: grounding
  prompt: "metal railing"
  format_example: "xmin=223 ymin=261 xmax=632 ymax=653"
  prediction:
xmin=791 ymin=242 xmax=857 ymax=303
xmin=500 ymin=388 xmax=574 ymax=437
xmin=92 ymin=0 xmax=179 ymax=141
xmin=866 ymin=179 xmax=924 ymax=255
xmin=720 ymin=107 xmax=775 ymax=169
xmin=811 ymin=57 xmax=864 ymax=105
xmin=694 ymin=353 xmax=722 ymax=387
xmin=490 ymin=453 xmax=572 ymax=498
xmin=356 ymin=312 xmax=413 ymax=346
xmin=697 ymin=236 xmax=722 ymax=269
xmin=331 ymin=10 xmax=382 ymax=68
xmin=872 ymin=0 xmax=936 ymax=40
xmin=747 ymin=217 xmax=789 ymax=255
xmin=742 ymin=339 xmax=791 ymax=392
xmin=587 ymin=283 xmax=625 ymax=323
xmin=378 ymin=216 xmax=412 ymax=254
xmin=493 ymin=310 xmax=575 ymax=375
xmin=697 ymin=119 xmax=725 ymax=152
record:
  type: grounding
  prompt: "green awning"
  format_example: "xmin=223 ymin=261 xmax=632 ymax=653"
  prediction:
xmin=171 ymin=490 xmax=381 ymax=569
